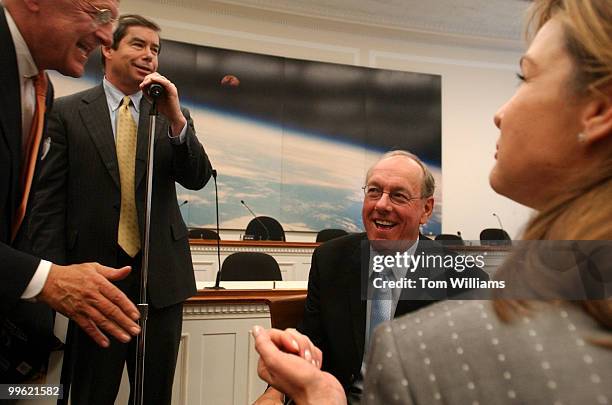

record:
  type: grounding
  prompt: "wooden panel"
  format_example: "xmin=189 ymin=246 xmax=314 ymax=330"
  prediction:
xmin=201 ymin=333 xmax=237 ymax=404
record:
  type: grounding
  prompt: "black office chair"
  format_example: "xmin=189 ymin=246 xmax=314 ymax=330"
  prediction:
xmin=188 ymin=228 xmax=220 ymax=240
xmin=245 ymin=216 xmax=286 ymax=241
xmin=434 ymin=233 xmax=465 ymax=246
xmin=316 ymin=228 xmax=349 ymax=243
xmin=480 ymin=228 xmax=511 ymax=246
xmin=219 ymin=252 xmax=282 ymax=281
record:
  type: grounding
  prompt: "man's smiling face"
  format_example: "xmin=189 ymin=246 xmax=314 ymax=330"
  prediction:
xmin=102 ymin=25 xmax=160 ymax=94
xmin=362 ymin=156 xmax=433 ymax=242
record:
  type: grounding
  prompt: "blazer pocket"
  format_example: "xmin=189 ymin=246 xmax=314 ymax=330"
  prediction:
xmin=171 ymin=222 xmax=188 ymax=241
xmin=67 ymin=229 xmax=78 ymax=250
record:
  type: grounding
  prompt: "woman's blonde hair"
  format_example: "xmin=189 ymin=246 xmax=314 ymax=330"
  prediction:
xmin=493 ymin=0 xmax=612 ymax=346
xmin=528 ymin=0 xmax=612 ymax=95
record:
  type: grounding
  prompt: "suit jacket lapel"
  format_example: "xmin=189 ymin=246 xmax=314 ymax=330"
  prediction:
xmin=30 ymin=78 xmax=54 ymax=190
xmin=0 ymin=8 xmax=22 ymax=219
xmin=80 ymin=85 xmax=120 ymax=188
xmin=348 ymin=234 xmax=368 ymax=362
xmin=34 ymin=76 xmax=53 ymax=164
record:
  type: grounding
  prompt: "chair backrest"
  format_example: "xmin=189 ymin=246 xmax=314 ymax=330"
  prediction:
xmin=220 ymin=252 xmax=282 ymax=281
xmin=188 ymin=228 xmax=220 ymax=240
xmin=245 ymin=216 xmax=285 ymax=241
xmin=479 ymin=228 xmax=511 ymax=246
xmin=434 ymin=233 xmax=465 ymax=246
xmin=316 ymin=228 xmax=349 ymax=243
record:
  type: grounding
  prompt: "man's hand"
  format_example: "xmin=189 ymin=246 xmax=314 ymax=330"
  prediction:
xmin=276 ymin=327 xmax=322 ymax=368
xmin=252 ymin=325 xmax=324 ymax=405
xmin=252 ymin=387 xmax=284 ymax=405
xmin=252 ymin=326 xmax=345 ymax=405
xmin=139 ymin=72 xmax=187 ymax=136
xmin=38 ymin=263 xmax=141 ymax=347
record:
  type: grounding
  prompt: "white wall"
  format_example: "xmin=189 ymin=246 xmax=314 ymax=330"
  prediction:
xmin=120 ymin=0 xmax=533 ymax=240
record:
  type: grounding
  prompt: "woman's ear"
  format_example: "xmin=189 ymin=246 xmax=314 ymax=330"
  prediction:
xmin=581 ymin=89 xmax=612 ymax=145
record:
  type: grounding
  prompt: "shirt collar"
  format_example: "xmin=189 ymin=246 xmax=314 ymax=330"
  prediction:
xmin=103 ymin=77 xmax=143 ymax=113
xmin=4 ymin=8 xmax=39 ymax=79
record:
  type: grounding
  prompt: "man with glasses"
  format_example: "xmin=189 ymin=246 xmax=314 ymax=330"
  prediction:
xmin=30 ymin=14 xmax=212 ymax=404
xmin=256 ymin=150 xmax=486 ymax=404
xmin=1 ymin=0 xmax=144 ymax=382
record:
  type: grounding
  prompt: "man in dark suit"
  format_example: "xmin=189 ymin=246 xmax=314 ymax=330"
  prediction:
xmin=0 ymin=0 xmax=143 ymax=381
xmin=256 ymin=151 xmax=487 ymax=404
xmin=31 ymin=14 xmax=212 ymax=404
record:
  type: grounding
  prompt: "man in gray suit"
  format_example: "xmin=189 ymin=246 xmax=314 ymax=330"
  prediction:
xmin=31 ymin=14 xmax=212 ymax=404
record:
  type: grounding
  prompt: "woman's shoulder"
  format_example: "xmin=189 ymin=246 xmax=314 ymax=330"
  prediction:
xmin=376 ymin=301 xmax=611 ymax=405
xmin=389 ymin=300 xmax=605 ymax=348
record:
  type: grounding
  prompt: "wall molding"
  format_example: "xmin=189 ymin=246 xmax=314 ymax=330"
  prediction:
xmin=191 ymin=245 xmax=315 ymax=255
xmin=153 ymin=17 xmax=361 ymax=65
xmin=369 ymin=50 xmax=515 ymax=71
xmin=183 ymin=303 xmax=271 ymax=317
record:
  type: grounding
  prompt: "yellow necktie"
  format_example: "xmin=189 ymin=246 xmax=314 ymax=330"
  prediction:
xmin=116 ymin=96 xmax=141 ymax=257
xmin=11 ymin=71 xmax=47 ymax=242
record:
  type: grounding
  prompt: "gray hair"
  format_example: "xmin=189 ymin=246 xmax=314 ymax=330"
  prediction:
xmin=365 ymin=150 xmax=436 ymax=198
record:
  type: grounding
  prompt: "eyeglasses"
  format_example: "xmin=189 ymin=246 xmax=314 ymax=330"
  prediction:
xmin=83 ymin=2 xmax=118 ymax=26
xmin=362 ymin=185 xmax=424 ymax=206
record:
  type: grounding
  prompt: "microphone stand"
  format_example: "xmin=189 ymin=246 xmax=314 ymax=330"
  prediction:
xmin=134 ymin=84 xmax=163 ymax=405
xmin=240 ymin=200 xmax=270 ymax=240
xmin=206 ymin=169 xmax=224 ymax=289
xmin=492 ymin=213 xmax=504 ymax=230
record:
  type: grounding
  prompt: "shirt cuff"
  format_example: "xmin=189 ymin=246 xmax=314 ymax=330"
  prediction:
xmin=168 ymin=122 xmax=187 ymax=145
xmin=21 ymin=259 xmax=52 ymax=300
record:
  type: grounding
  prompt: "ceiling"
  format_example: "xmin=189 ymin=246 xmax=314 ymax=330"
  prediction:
xmin=211 ymin=0 xmax=532 ymax=44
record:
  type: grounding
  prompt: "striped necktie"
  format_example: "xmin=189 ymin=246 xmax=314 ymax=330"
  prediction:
xmin=11 ymin=71 xmax=47 ymax=242
xmin=116 ymin=96 xmax=141 ymax=257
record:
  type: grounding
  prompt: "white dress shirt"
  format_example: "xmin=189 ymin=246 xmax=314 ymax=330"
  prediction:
xmin=102 ymin=77 xmax=187 ymax=142
xmin=4 ymin=7 xmax=52 ymax=299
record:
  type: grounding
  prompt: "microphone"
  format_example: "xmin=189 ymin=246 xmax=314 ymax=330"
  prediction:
xmin=178 ymin=200 xmax=189 ymax=224
xmin=492 ymin=213 xmax=504 ymax=230
xmin=147 ymin=83 xmax=164 ymax=98
xmin=207 ymin=168 xmax=224 ymax=289
xmin=240 ymin=200 xmax=270 ymax=241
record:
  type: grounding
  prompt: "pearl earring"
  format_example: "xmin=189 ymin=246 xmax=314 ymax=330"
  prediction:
xmin=577 ymin=132 xmax=587 ymax=143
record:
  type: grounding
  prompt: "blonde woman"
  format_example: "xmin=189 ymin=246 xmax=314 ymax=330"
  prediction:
xmin=253 ymin=0 xmax=612 ymax=403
